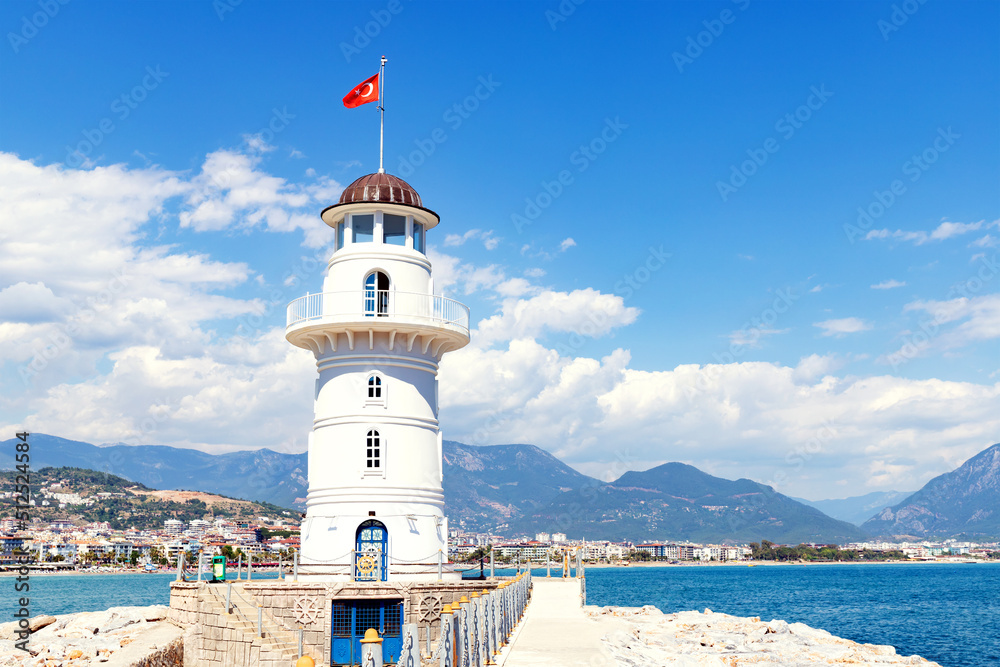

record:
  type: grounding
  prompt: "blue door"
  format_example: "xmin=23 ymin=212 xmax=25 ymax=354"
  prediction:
xmin=331 ymin=600 xmax=404 ymax=665
xmin=355 ymin=520 xmax=388 ymax=582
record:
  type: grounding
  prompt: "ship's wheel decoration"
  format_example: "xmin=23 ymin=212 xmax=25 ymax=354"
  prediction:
xmin=293 ymin=596 xmax=320 ymax=625
xmin=356 ymin=553 xmax=379 ymax=576
xmin=417 ymin=594 xmax=441 ymax=622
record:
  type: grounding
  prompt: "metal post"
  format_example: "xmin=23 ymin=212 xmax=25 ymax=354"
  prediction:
xmin=176 ymin=550 xmax=183 ymax=582
xmin=237 ymin=555 xmax=242 ymax=581
xmin=546 ymin=553 xmax=551 ymax=578
xmin=278 ymin=554 xmax=283 ymax=580
xmin=225 ymin=582 xmax=232 ymax=614
xmin=378 ymin=55 xmax=387 ymax=174
xmin=298 ymin=627 xmax=304 ymax=658
xmin=489 ymin=545 xmax=494 ymax=579
xmin=293 ymin=550 xmax=299 ymax=582
xmin=196 ymin=550 xmax=203 ymax=582
xmin=257 ymin=605 xmax=263 ymax=638
xmin=247 ymin=554 xmax=252 ymax=581
xmin=437 ymin=549 xmax=443 ymax=581
xmin=351 ymin=549 xmax=356 ymax=582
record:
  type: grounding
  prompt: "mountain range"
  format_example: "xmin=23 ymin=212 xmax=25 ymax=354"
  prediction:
xmin=792 ymin=490 xmax=914 ymax=526
xmin=3 ymin=434 xmax=997 ymax=542
xmin=861 ymin=443 xmax=1000 ymax=540
xmin=507 ymin=462 xmax=867 ymax=544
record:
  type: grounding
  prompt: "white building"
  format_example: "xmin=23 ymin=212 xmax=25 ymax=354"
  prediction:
xmin=164 ymin=519 xmax=184 ymax=535
xmin=286 ymin=173 xmax=470 ymax=581
xmin=187 ymin=519 xmax=210 ymax=538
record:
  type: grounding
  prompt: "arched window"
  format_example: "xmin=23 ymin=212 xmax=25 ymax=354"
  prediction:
xmin=365 ymin=373 xmax=387 ymax=408
xmin=364 ymin=271 xmax=390 ymax=316
xmin=366 ymin=429 xmax=381 ymax=470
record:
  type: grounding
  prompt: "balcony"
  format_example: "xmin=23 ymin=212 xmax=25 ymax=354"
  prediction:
xmin=285 ymin=290 xmax=470 ymax=355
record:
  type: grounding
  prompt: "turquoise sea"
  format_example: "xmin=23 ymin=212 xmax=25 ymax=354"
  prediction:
xmin=4 ymin=563 xmax=997 ymax=666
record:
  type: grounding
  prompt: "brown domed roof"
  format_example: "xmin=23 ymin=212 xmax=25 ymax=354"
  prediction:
xmin=338 ymin=172 xmax=422 ymax=207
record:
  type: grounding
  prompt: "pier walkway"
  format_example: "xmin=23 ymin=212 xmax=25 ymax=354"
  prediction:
xmin=499 ymin=577 xmax=620 ymax=667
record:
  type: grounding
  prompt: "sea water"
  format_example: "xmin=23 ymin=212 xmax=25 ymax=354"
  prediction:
xmin=583 ymin=563 xmax=1000 ymax=667
xmin=4 ymin=564 xmax=997 ymax=666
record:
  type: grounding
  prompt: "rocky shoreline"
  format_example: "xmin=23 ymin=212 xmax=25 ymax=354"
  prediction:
xmin=0 ymin=605 xmax=181 ymax=667
xmin=586 ymin=605 xmax=941 ymax=666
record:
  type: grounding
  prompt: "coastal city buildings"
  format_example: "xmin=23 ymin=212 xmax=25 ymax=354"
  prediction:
xmin=1 ymin=513 xmax=997 ymax=569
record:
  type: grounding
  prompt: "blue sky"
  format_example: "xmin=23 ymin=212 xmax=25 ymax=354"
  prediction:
xmin=1 ymin=0 xmax=997 ymax=501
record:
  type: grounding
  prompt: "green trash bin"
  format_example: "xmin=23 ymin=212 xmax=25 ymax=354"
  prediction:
xmin=211 ymin=555 xmax=226 ymax=582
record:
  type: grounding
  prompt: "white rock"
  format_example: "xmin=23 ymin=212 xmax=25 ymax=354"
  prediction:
xmin=587 ymin=605 xmax=941 ymax=666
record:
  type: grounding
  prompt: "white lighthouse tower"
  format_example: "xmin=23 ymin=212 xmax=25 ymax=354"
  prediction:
xmin=285 ymin=172 xmax=469 ymax=581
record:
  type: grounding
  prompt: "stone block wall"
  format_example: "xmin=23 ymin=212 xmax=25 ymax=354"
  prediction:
xmin=169 ymin=578 xmax=507 ymax=666
xmin=130 ymin=636 xmax=184 ymax=667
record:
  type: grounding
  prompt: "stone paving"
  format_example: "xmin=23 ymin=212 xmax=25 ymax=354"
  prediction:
xmin=500 ymin=577 xmax=621 ymax=667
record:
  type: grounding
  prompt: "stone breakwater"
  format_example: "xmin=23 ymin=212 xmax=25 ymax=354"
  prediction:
xmin=586 ymin=606 xmax=941 ymax=666
xmin=0 ymin=605 xmax=182 ymax=667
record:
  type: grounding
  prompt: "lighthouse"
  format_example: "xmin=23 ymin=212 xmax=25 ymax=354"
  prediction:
xmin=285 ymin=172 xmax=469 ymax=581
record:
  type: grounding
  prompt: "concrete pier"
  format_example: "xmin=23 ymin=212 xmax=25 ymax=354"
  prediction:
xmin=499 ymin=578 xmax=619 ymax=667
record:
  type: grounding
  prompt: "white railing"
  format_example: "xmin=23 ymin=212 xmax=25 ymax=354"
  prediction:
xmin=286 ymin=290 xmax=470 ymax=335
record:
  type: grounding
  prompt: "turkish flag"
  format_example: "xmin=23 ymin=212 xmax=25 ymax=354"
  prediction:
xmin=343 ymin=73 xmax=380 ymax=108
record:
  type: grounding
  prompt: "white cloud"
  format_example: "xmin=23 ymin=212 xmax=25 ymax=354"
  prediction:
xmin=814 ymin=317 xmax=872 ymax=336
xmin=439 ymin=348 xmax=1000 ymax=498
xmin=442 ymin=229 xmax=499 ymax=250
xmin=0 ymin=282 xmax=69 ymax=324
xmin=524 ymin=268 xmax=546 ymax=278
xmin=727 ymin=327 xmax=789 ymax=348
xmin=0 ymin=150 xmax=334 ymax=399
xmin=559 ymin=237 xmax=577 ymax=252
xmin=474 ymin=288 xmax=640 ymax=348
xmin=865 ymin=220 xmax=987 ymax=245
xmin=871 ymin=279 xmax=907 ymax=290
xmin=898 ymin=294 xmax=1000 ymax=352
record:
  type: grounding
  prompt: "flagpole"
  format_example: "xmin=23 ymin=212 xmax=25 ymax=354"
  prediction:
xmin=378 ymin=55 xmax=386 ymax=174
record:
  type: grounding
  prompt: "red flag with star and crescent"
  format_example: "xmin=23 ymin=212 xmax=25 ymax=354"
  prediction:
xmin=343 ymin=73 xmax=380 ymax=108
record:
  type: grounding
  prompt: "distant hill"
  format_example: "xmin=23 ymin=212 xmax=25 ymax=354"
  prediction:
xmin=862 ymin=443 xmax=1000 ymax=540
xmin=441 ymin=441 xmax=599 ymax=531
xmin=0 ymin=434 xmax=308 ymax=508
xmin=509 ymin=462 xmax=869 ymax=544
xmin=792 ymin=490 xmax=914 ymax=526
xmin=0 ymin=466 xmax=296 ymax=530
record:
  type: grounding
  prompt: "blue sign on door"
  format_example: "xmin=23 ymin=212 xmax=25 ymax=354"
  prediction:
xmin=331 ymin=600 xmax=404 ymax=665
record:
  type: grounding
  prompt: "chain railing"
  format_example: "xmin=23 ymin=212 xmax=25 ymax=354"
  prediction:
xmin=286 ymin=290 xmax=470 ymax=334
xmin=435 ymin=570 xmax=532 ymax=667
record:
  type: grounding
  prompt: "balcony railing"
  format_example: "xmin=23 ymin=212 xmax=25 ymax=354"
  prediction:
xmin=286 ymin=290 xmax=470 ymax=336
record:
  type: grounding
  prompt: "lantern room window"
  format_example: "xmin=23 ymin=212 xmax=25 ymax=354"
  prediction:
xmin=413 ymin=222 xmax=425 ymax=253
xmin=352 ymin=214 xmax=374 ymax=243
xmin=383 ymin=214 xmax=406 ymax=246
